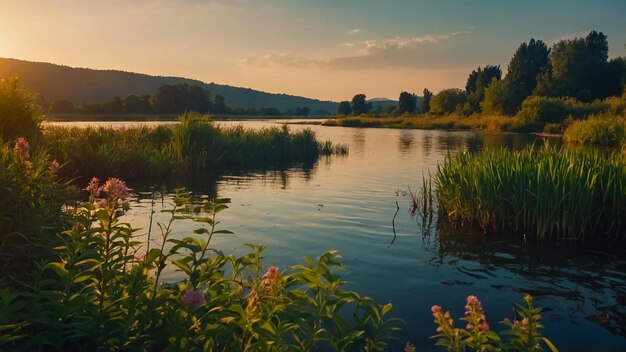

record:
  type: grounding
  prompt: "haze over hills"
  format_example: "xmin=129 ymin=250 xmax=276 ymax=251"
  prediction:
xmin=0 ymin=57 xmax=339 ymax=113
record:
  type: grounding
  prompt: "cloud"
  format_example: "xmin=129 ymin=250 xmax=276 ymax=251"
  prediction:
xmin=346 ymin=28 xmax=360 ymax=36
xmin=239 ymin=29 xmax=475 ymax=70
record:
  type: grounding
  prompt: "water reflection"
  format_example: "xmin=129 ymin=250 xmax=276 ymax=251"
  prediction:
xmin=422 ymin=219 xmax=626 ymax=340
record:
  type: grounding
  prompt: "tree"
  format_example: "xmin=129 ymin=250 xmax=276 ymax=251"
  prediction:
xmin=150 ymin=84 xmax=212 ymax=114
xmin=49 ymin=99 xmax=76 ymax=113
xmin=397 ymin=91 xmax=417 ymax=114
xmin=430 ymin=89 xmax=466 ymax=115
xmin=350 ymin=94 xmax=372 ymax=115
xmin=421 ymin=88 xmax=433 ymax=113
xmin=465 ymin=65 xmax=502 ymax=113
xmin=505 ymin=39 xmax=551 ymax=113
xmin=0 ymin=78 xmax=42 ymax=140
xmin=548 ymin=31 xmax=609 ymax=101
xmin=337 ymin=101 xmax=352 ymax=116
xmin=481 ymin=79 xmax=510 ymax=115
xmin=124 ymin=94 xmax=151 ymax=114
xmin=212 ymin=94 xmax=228 ymax=114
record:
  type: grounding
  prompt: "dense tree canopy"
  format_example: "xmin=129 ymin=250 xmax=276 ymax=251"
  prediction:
xmin=430 ymin=88 xmax=466 ymax=115
xmin=421 ymin=88 xmax=433 ymax=113
xmin=337 ymin=101 xmax=352 ymax=116
xmin=544 ymin=31 xmax=609 ymax=101
xmin=465 ymin=65 xmax=502 ymax=113
xmin=350 ymin=94 xmax=372 ymax=115
xmin=150 ymin=84 xmax=212 ymax=114
xmin=505 ymin=39 xmax=551 ymax=113
xmin=397 ymin=91 xmax=417 ymax=114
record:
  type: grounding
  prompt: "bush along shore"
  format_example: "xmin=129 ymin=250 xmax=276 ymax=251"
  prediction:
xmin=419 ymin=146 xmax=626 ymax=242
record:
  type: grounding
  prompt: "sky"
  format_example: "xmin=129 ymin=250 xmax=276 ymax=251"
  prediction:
xmin=1 ymin=0 xmax=625 ymax=102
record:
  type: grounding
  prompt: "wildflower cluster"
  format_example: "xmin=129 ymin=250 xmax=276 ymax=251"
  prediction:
xmin=13 ymin=137 xmax=29 ymax=160
xmin=431 ymin=295 xmax=558 ymax=352
xmin=84 ymin=177 xmax=130 ymax=210
xmin=181 ymin=290 xmax=206 ymax=311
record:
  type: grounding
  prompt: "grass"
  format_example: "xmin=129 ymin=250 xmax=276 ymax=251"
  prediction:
xmin=563 ymin=113 xmax=626 ymax=147
xmin=428 ymin=146 xmax=626 ymax=241
xmin=43 ymin=112 xmax=347 ymax=181
xmin=323 ymin=114 xmax=539 ymax=133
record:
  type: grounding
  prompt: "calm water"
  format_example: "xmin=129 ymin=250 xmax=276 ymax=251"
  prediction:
xmin=51 ymin=120 xmax=626 ymax=351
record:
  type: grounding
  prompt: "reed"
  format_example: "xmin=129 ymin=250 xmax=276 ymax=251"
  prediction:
xmin=43 ymin=112 xmax=347 ymax=181
xmin=431 ymin=146 xmax=626 ymax=241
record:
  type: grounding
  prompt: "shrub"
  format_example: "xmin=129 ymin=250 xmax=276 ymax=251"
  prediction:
xmin=563 ymin=114 xmax=626 ymax=146
xmin=0 ymin=78 xmax=42 ymax=141
xmin=0 ymin=137 xmax=71 ymax=284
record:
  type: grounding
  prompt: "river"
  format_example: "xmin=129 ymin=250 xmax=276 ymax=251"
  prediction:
xmin=49 ymin=119 xmax=626 ymax=351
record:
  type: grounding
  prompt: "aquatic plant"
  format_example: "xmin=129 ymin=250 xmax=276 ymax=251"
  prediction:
xmin=43 ymin=112 xmax=347 ymax=181
xmin=426 ymin=146 xmax=626 ymax=241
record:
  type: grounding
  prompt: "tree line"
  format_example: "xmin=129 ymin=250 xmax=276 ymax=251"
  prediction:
xmin=48 ymin=84 xmax=314 ymax=117
xmin=337 ymin=30 xmax=626 ymax=118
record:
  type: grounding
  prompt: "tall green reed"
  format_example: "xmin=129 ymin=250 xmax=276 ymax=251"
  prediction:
xmin=432 ymin=146 xmax=626 ymax=241
xmin=43 ymin=112 xmax=347 ymax=181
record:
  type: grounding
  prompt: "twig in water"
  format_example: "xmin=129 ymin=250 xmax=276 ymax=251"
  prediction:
xmin=390 ymin=201 xmax=400 ymax=246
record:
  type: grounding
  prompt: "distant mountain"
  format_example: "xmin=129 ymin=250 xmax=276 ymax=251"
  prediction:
xmin=367 ymin=98 xmax=397 ymax=110
xmin=0 ymin=57 xmax=338 ymax=113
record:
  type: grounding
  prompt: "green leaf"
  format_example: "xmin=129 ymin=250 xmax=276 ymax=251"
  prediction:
xmin=45 ymin=262 xmax=68 ymax=279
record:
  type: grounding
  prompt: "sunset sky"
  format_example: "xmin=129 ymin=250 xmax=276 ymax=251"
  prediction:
xmin=1 ymin=0 xmax=625 ymax=101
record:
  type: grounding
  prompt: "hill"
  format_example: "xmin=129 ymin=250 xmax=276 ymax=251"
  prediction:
xmin=0 ymin=57 xmax=337 ymax=113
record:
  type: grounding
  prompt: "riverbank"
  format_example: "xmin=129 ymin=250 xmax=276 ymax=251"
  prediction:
xmin=323 ymin=114 xmax=542 ymax=133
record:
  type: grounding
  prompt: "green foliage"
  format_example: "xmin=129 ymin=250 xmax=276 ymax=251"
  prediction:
xmin=337 ymin=101 xmax=352 ymax=116
xmin=430 ymin=89 xmax=467 ymax=115
xmin=563 ymin=114 xmax=626 ymax=147
xmin=515 ymin=96 xmax=611 ymax=124
xmin=398 ymin=92 xmax=417 ymax=114
xmin=430 ymin=295 xmax=558 ymax=352
xmin=0 ymin=78 xmax=42 ymax=141
xmin=465 ymin=65 xmax=502 ymax=114
xmin=0 ymin=188 xmax=400 ymax=351
xmin=544 ymin=31 xmax=612 ymax=101
xmin=43 ymin=112 xmax=346 ymax=181
xmin=433 ymin=146 xmax=626 ymax=240
xmin=350 ymin=94 xmax=372 ymax=116
xmin=0 ymin=137 xmax=71 ymax=285
xmin=505 ymin=39 xmax=551 ymax=113
xmin=421 ymin=88 xmax=433 ymax=114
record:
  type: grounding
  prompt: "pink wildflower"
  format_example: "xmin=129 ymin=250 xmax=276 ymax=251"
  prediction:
xmin=85 ymin=177 xmax=101 ymax=197
xmin=262 ymin=266 xmax=281 ymax=286
xmin=49 ymin=159 xmax=60 ymax=174
xmin=431 ymin=305 xmax=441 ymax=314
xmin=14 ymin=137 xmax=30 ymax=160
xmin=404 ymin=341 xmax=416 ymax=352
xmin=479 ymin=322 xmax=490 ymax=331
xmin=100 ymin=177 xmax=130 ymax=200
xmin=181 ymin=290 xmax=205 ymax=310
